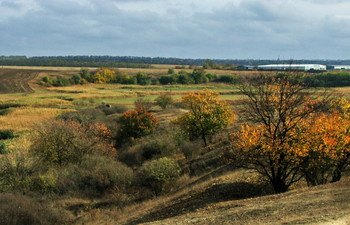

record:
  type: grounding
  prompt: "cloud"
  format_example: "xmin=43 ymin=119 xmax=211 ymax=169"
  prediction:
xmin=0 ymin=0 xmax=349 ymax=59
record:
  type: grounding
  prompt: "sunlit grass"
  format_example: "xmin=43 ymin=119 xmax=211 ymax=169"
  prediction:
xmin=0 ymin=107 xmax=75 ymax=131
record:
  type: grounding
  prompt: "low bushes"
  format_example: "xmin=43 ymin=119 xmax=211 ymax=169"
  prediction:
xmin=0 ymin=130 xmax=15 ymax=140
xmin=0 ymin=193 xmax=70 ymax=225
xmin=59 ymin=155 xmax=134 ymax=197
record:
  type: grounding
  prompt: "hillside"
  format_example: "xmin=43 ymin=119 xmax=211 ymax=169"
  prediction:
xmin=119 ymin=174 xmax=350 ymax=225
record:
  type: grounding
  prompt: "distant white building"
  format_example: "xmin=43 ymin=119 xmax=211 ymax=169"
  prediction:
xmin=257 ymin=64 xmax=327 ymax=71
xmin=332 ymin=65 xmax=350 ymax=70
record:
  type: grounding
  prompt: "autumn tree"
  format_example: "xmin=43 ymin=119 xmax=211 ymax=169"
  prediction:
xmin=118 ymin=109 xmax=159 ymax=141
xmin=174 ymin=89 xmax=234 ymax=146
xmin=93 ymin=68 xmax=116 ymax=84
xmin=231 ymin=74 xmax=327 ymax=193
xmin=294 ymin=113 xmax=350 ymax=186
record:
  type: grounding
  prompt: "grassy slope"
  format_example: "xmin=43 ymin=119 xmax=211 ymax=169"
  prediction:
xmin=121 ymin=174 xmax=350 ymax=225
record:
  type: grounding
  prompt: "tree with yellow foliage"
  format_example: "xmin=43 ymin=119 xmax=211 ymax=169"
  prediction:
xmin=174 ymin=89 xmax=234 ymax=146
xmin=92 ymin=68 xmax=116 ymax=84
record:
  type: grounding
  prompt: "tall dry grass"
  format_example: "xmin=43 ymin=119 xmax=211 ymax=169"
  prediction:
xmin=0 ymin=107 xmax=74 ymax=131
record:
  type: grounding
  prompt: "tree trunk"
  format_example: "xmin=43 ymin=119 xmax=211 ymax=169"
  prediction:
xmin=271 ymin=178 xmax=288 ymax=193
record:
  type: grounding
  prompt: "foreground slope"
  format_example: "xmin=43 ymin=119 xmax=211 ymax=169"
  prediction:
xmin=120 ymin=174 xmax=350 ymax=225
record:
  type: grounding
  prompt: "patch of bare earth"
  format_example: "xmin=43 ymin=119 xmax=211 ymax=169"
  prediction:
xmin=0 ymin=69 xmax=41 ymax=93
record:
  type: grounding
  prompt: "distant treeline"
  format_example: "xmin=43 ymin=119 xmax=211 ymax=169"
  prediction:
xmin=274 ymin=71 xmax=350 ymax=88
xmin=2 ymin=55 xmax=350 ymax=67
xmin=41 ymin=66 xmax=350 ymax=89
xmin=0 ymin=56 xmax=152 ymax=68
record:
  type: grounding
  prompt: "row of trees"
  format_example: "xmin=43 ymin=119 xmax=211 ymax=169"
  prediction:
xmin=2 ymin=55 xmax=350 ymax=67
xmin=40 ymin=68 xmax=225 ymax=87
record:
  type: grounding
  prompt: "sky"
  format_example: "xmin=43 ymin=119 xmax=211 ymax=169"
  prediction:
xmin=1 ymin=0 xmax=350 ymax=59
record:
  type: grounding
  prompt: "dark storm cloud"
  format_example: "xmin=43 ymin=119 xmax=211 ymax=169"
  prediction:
xmin=1 ymin=0 xmax=350 ymax=59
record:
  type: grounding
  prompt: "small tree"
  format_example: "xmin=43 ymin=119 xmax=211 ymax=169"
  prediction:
xmin=118 ymin=109 xmax=159 ymax=140
xmin=137 ymin=157 xmax=181 ymax=194
xmin=31 ymin=120 xmax=114 ymax=166
xmin=174 ymin=89 xmax=234 ymax=145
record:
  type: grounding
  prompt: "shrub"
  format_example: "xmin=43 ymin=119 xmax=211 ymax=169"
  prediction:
xmin=140 ymin=139 xmax=176 ymax=160
xmin=159 ymin=75 xmax=177 ymax=85
xmin=58 ymin=108 xmax=105 ymax=123
xmin=155 ymin=93 xmax=173 ymax=109
xmin=0 ymin=142 xmax=6 ymax=154
xmin=217 ymin=75 xmax=239 ymax=84
xmin=64 ymin=155 xmax=134 ymax=197
xmin=0 ymin=130 xmax=15 ymax=140
xmin=0 ymin=108 xmax=12 ymax=116
xmin=0 ymin=193 xmax=70 ymax=225
xmin=30 ymin=120 xmax=114 ymax=166
xmin=136 ymin=72 xmax=151 ymax=85
xmin=134 ymin=98 xmax=153 ymax=112
xmin=0 ymin=151 xmax=38 ymax=192
xmin=137 ymin=157 xmax=181 ymax=194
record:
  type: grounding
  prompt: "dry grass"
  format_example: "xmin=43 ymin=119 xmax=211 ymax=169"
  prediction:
xmin=132 ymin=176 xmax=350 ymax=225
xmin=0 ymin=107 xmax=74 ymax=131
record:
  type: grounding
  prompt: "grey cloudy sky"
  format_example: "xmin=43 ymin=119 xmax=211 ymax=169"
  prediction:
xmin=1 ymin=0 xmax=350 ymax=59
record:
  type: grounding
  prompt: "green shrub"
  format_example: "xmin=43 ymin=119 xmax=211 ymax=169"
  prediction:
xmin=30 ymin=120 xmax=113 ymax=166
xmin=137 ymin=157 xmax=181 ymax=194
xmin=140 ymin=138 xmax=177 ymax=160
xmin=155 ymin=93 xmax=173 ymax=109
xmin=30 ymin=169 xmax=59 ymax=194
xmin=217 ymin=75 xmax=239 ymax=84
xmin=0 ymin=130 xmax=15 ymax=140
xmin=0 ymin=193 xmax=70 ymax=225
xmin=64 ymin=155 xmax=134 ymax=197
xmin=0 ymin=103 xmax=23 ymax=110
xmin=0 ymin=142 xmax=7 ymax=154
xmin=0 ymin=108 xmax=12 ymax=116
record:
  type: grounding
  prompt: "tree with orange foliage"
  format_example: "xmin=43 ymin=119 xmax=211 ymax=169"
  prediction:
xmin=174 ymin=89 xmax=234 ymax=146
xmin=294 ymin=113 xmax=350 ymax=185
xmin=118 ymin=109 xmax=159 ymax=141
xmin=232 ymin=74 xmax=327 ymax=193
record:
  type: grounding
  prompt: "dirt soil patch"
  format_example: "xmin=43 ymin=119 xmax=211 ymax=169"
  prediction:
xmin=0 ymin=69 xmax=41 ymax=93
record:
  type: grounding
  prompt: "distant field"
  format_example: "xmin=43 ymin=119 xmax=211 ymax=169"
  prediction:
xmin=1 ymin=65 xmax=258 ymax=76
xmin=0 ymin=66 xmax=341 ymax=132
xmin=0 ymin=69 xmax=41 ymax=93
